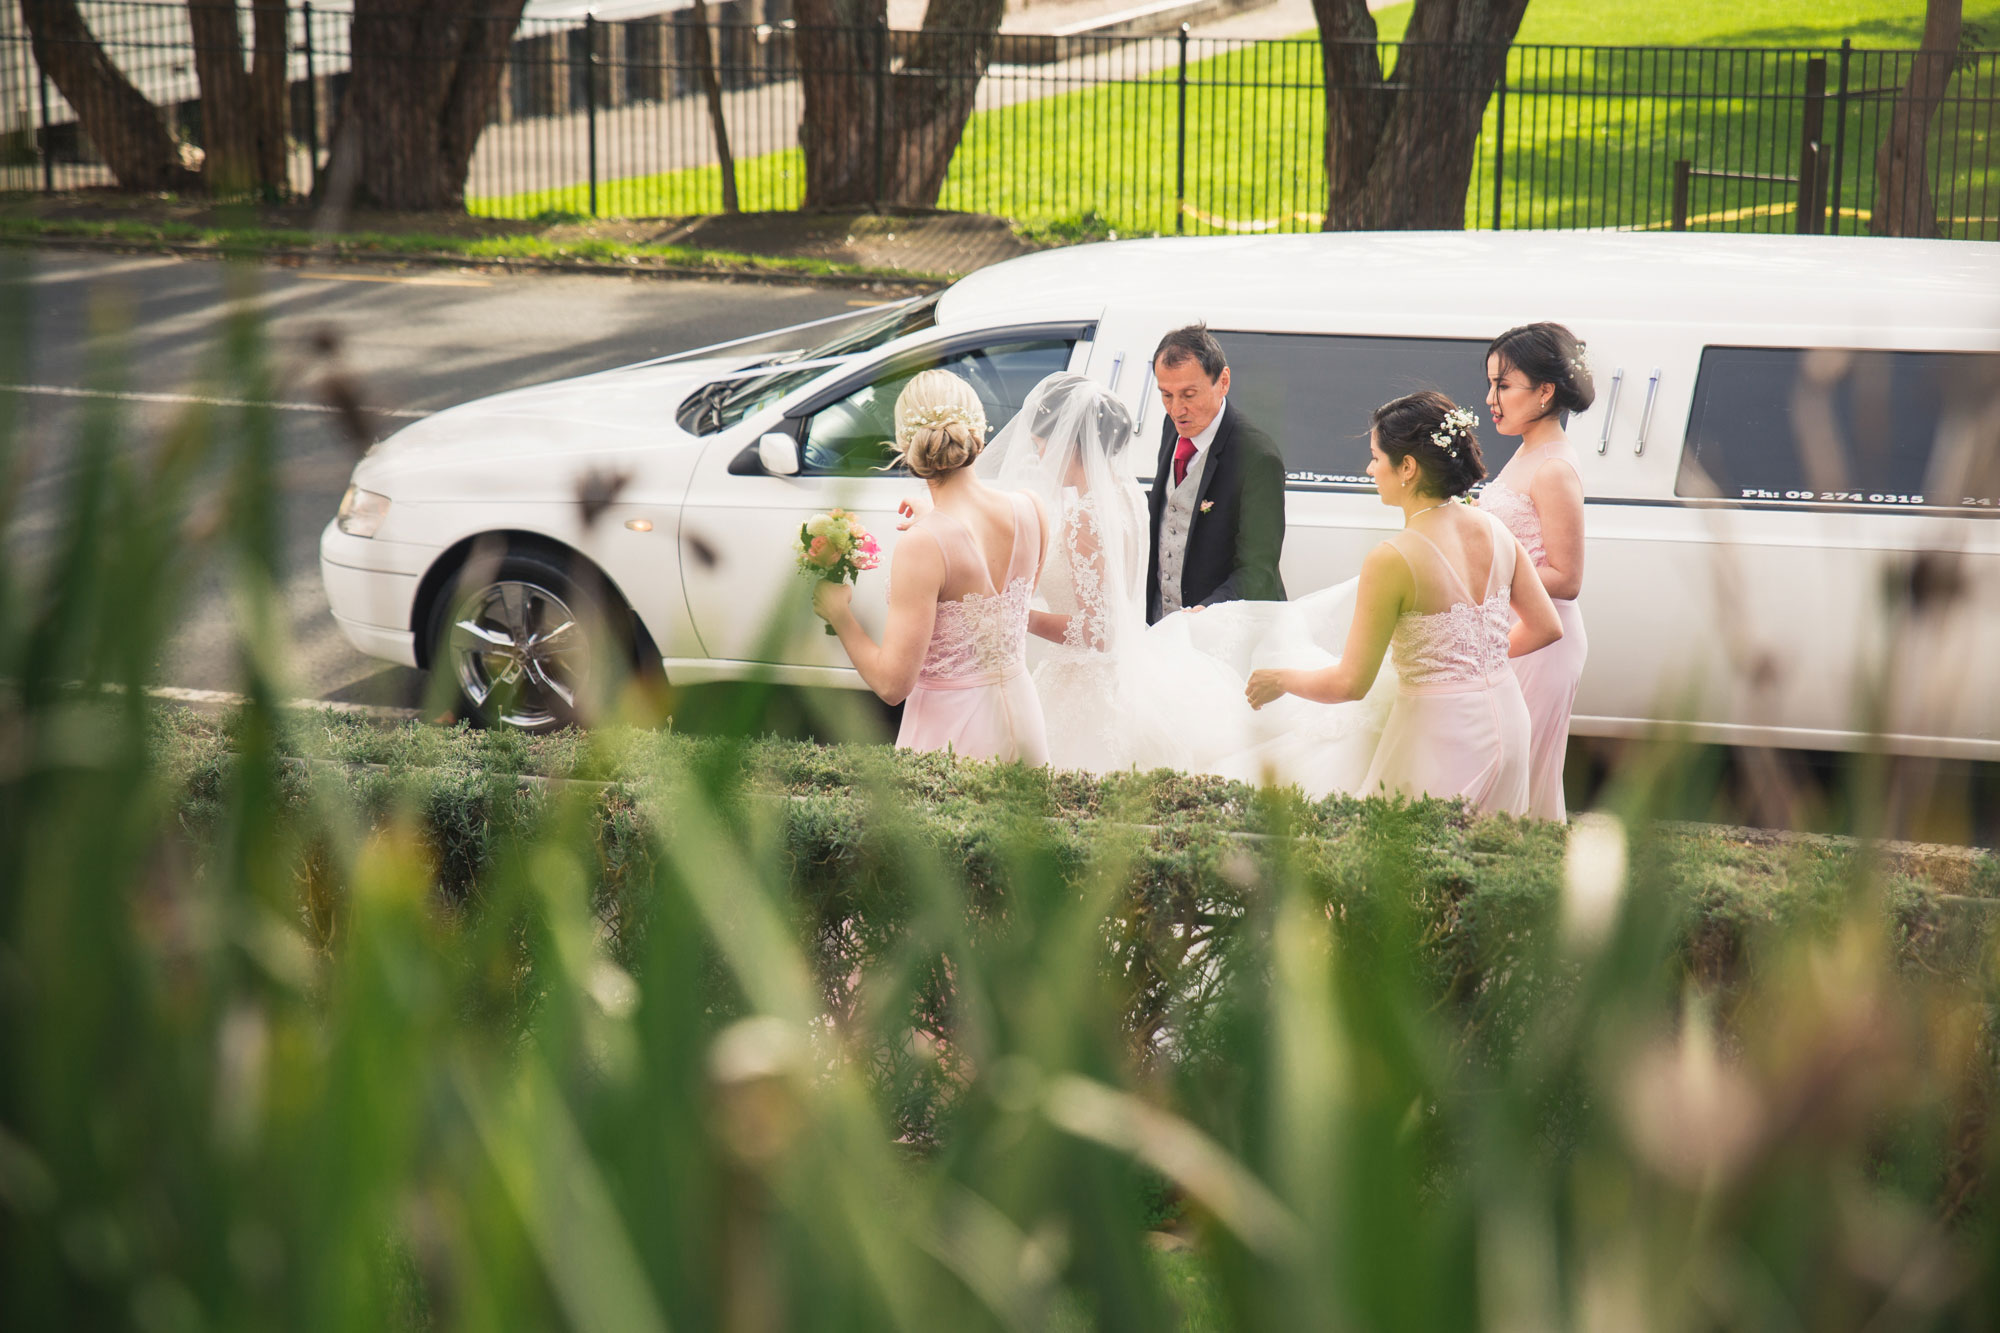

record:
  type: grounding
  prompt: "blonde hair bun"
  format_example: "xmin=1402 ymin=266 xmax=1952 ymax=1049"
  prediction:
xmin=894 ymin=369 xmax=988 ymax=479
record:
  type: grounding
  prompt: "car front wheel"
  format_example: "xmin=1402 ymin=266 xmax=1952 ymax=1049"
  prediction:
xmin=431 ymin=548 xmax=628 ymax=732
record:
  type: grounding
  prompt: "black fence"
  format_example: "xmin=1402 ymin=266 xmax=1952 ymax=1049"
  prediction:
xmin=5 ymin=1 xmax=1995 ymax=240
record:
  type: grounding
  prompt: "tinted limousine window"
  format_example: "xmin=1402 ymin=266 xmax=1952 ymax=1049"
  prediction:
xmin=1214 ymin=332 xmax=1491 ymax=488
xmin=1675 ymin=346 xmax=2000 ymax=511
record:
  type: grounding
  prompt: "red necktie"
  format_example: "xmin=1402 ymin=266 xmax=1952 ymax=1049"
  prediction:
xmin=1173 ymin=435 xmax=1197 ymax=487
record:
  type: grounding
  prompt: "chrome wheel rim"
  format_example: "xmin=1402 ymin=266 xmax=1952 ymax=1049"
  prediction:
xmin=448 ymin=579 xmax=588 ymax=730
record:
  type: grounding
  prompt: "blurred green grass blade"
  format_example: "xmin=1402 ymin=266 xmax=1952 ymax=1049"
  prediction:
xmin=1043 ymin=1073 xmax=1303 ymax=1264
xmin=461 ymin=1052 xmax=673 ymax=1333
xmin=644 ymin=768 xmax=818 ymax=1023
xmin=916 ymin=1182 xmax=1063 ymax=1333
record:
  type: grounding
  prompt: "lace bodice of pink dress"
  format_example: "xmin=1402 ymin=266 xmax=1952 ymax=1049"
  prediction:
xmin=896 ymin=491 xmax=1050 ymax=764
xmin=917 ymin=569 xmax=1035 ymax=685
xmin=1477 ymin=480 xmax=1546 ymax=567
xmin=1360 ymin=509 xmax=1532 ymax=817
xmin=1387 ymin=584 xmax=1515 ymax=689
xmin=1475 ymin=445 xmax=1589 ymax=822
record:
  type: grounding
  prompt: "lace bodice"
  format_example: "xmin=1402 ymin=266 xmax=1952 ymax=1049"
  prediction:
xmin=1477 ymin=480 xmax=1544 ymax=568
xmin=1389 ymin=590 xmax=1513 ymax=687
xmin=914 ymin=492 xmax=1041 ymax=686
xmin=1386 ymin=511 xmax=1516 ymax=689
xmin=920 ymin=577 xmax=1035 ymax=682
xmin=1043 ymin=493 xmax=1111 ymax=654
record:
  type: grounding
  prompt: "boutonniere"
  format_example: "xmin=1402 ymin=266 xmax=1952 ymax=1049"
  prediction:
xmin=1199 ymin=500 xmax=1215 ymax=514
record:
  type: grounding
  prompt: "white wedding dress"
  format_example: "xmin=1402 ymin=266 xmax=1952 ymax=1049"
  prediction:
xmin=993 ymin=374 xmax=1394 ymax=796
xmin=1033 ymin=483 xmax=1144 ymax=773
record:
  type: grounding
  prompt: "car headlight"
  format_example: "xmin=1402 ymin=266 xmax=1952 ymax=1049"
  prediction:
xmin=336 ymin=485 xmax=392 ymax=538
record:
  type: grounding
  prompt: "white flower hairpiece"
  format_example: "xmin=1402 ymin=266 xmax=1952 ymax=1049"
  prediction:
xmin=897 ymin=403 xmax=985 ymax=447
xmin=1568 ymin=344 xmax=1592 ymax=379
xmin=1431 ymin=407 xmax=1477 ymax=457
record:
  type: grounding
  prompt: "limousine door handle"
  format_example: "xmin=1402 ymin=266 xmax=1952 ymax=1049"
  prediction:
xmin=1634 ymin=368 xmax=1662 ymax=456
xmin=1597 ymin=368 xmax=1624 ymax=454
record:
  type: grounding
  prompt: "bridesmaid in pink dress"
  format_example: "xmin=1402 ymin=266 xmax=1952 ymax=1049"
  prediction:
xmin=1245 ymin=392 xmax=1562 ymax=817
xmin=813 ymin=369 xmax=1052 ymax=764
xmin=1479 ymin=323 xmax=1594 ymax=821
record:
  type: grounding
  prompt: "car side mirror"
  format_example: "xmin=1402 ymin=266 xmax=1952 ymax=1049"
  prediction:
xmin=757 ymin=432 xmax=801 ymax=476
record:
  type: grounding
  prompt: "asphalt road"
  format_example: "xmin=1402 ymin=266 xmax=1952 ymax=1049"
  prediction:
xmin=4 ymin=250 xmax=858 ymax=710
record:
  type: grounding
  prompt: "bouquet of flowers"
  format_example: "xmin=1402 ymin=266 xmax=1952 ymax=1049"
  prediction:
xmin=795 ymin=507 xmax=881 ymax=634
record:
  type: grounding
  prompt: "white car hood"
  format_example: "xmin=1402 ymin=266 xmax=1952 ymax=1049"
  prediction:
xmin=352 ymin=354 xmax=776 ymax=494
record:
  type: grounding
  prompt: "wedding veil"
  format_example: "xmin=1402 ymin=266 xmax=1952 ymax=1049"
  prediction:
xmin=982 ymin=373 xmax=1151 ymax=661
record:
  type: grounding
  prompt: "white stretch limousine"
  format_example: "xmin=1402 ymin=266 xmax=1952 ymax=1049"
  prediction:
xmin=321 ymin=232 xmax=2000 ymax=757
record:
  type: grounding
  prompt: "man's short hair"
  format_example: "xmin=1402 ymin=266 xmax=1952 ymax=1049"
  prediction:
xmin=1153 ymin=324 xmax=1227 ymax=382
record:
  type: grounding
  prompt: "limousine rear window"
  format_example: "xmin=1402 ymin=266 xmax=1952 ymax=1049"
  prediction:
xmin=1212 ymin=332 xmax=1490 ymax=488
xmin=1676 ymin=346 xmax=2000 ymax=512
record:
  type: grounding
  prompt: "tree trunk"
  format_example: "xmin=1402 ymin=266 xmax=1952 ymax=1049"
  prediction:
xmin=188 ymin=3 xmax=295 ymax=197
xmin=795 ymin=0 xmax=1004 ymax=210
xmin=188 ymin=2 xmax=257 ymax=193
xmin=1311 ymin=0 xmax=1528 ymax=230
xmin=19 ymin=0 xmax=198 ymax=192
xmin=250 ymin=2 xmax=290 ymax=190
xmin=794 ymin=0 xmax=881 ymax=208
xmin=881 ymin=2 xmax=1003 ymax=205
xmin=339 ymin=0 xmax=527 ymax=211
xmin=688 ymin=0 xmax=739 ymax=213
xmin=1870 ymin=0 xmax=1963 ymax=238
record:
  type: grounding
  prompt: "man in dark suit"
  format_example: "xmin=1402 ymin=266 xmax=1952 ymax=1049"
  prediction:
xmin=1145 ymin=324 xmax=1288 ymax=623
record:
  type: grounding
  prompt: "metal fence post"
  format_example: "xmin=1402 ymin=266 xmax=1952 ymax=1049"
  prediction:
xmin=872 ymin=16 xmax=888 ymax=213
xmin=37 ymin=65 xmax=51 ymax=193
xmin=1829 ymin=39 xmax=1852 ymax=234
xmin=1175 ymin=22 xmax=1189 ymax=235
xmin=1796 ymin=55 xmax=1827 ymax=234
xmin=1491 ymin=48 xmax=1507 ymax=231
xmin=1671 ymin=158 xmax=1690 ymax=230
xmin=301 ymin=1 xmax=321 ymax=196
xmin=585 ymin=13 xmax=599 ymax=217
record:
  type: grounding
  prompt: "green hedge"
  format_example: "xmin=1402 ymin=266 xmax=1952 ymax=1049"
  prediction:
xmin=154 ymin=708 xmax=2000 ymax=1117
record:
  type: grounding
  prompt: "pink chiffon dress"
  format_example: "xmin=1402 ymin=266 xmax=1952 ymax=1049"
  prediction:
xmin=895 ymin=492 xmax=1051 ymax=765
xmin=1360 ymin=510 xmax=1533 ymax=818
xmin=1478 ymin=449 xmax=1588 ymax=821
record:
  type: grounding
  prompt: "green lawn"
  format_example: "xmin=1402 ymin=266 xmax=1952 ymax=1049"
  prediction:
xmin=1497 ymin=0 xmax=2000 ymax=47
xmin=471 ymin=0 xmax=2000 ymax=239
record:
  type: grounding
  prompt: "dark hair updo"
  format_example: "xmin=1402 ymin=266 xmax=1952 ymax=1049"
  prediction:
xmin=1487 ymin=321 xmax=1595 ymax=421
xmin=1371 ymin=390 xmax=1487 ymax=499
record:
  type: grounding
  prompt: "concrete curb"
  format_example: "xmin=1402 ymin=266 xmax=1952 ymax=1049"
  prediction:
xmin=0 ymin=230 xmax=955 ymax=293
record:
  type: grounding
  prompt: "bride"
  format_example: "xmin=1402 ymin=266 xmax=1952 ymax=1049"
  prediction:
xmin=969 ymin=372 xmax=1396 ymax=794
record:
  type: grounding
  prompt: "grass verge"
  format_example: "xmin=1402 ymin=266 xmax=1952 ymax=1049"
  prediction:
xmin=0 ymin=211 xmax=950 ymax=286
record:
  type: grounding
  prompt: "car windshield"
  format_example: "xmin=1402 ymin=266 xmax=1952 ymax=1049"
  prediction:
xmin=677 ymin=293 xmax=943 ymax=435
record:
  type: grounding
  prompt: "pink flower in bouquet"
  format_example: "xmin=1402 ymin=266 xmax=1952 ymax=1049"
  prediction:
xmin=797 ymin=509 xmax=880 ymax=634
